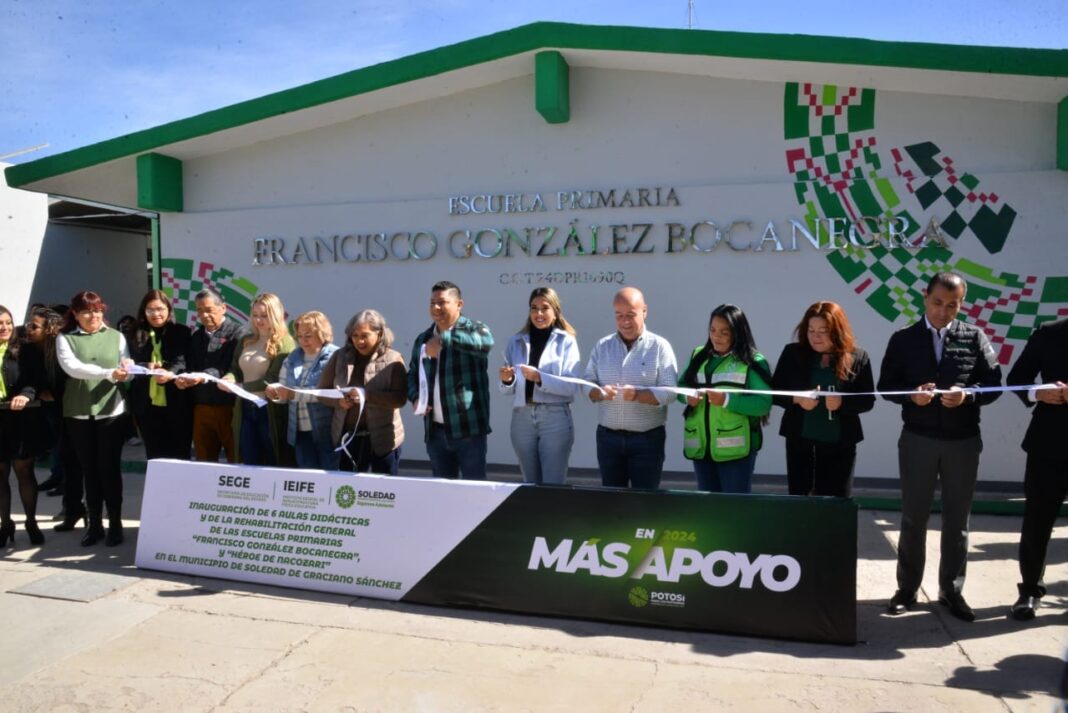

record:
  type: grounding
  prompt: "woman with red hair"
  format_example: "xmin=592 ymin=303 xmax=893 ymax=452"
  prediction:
xmin=772 ymin=301 xmax=875 ymax=497
xmin=56 ymin=291 xmax=130 ymax=546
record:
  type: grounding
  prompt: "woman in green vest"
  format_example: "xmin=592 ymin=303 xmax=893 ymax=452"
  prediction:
xmin=56 ymin=291 xmax=131 ymax=547
xmin=678 ymin=304 xmax=772 ymax=493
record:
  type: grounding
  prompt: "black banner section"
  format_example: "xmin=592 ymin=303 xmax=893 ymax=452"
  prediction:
xmin=404 ymin=486 xmax=857 ymax=644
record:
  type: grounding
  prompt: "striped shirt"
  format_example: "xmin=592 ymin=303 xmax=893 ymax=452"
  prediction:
xmin=279 ymin=352 xmax=320 ymax=432
xmin=584 ymin=329 xmax=678 ymax=432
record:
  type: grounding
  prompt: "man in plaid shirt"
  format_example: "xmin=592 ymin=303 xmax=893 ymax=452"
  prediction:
xmin=408 ymin=281 xmax=494 ymax=479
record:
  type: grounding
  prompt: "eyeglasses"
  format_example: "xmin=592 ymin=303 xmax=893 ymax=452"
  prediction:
xmin=25 ymin=324 xmax=44 ymax=331
xmin=77 ymin=309 xmax=105 ymax=316
xmin=145 ymin=307 xmax=169 ymax=315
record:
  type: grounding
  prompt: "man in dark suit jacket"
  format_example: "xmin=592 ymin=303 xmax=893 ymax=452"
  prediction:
xmin=175 ymin=289 xmax=241 ymax=463
xmin=878 ymin=272 xmax=1002 ymax=622
xmin=1005 ymin=317 xmax=1068 ymax=620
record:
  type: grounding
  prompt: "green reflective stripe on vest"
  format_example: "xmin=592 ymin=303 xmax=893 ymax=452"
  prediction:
xmin=63 ymin=329 xmax=123 ymax=418
xmin=682 ymin=350 xmax=752 ymax=462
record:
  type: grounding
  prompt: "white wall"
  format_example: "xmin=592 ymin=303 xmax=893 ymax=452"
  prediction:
xmin=0 ymin=161 xmax=48 ymax=319
xmin=29 ymin=222 xmax=150 ymax=319
xmin=162 ymin=67 xmax=1068 ymax=483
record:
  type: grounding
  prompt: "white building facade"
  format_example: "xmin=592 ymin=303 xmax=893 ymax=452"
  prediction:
xmin=7 ymin=23 xmax=1068 ymax=483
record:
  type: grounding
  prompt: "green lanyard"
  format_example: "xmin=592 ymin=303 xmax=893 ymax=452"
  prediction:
xmin=148 ymin=331 xmax=167 ymax=407
xmin=0 ymin=342 xmax=7 ymax=400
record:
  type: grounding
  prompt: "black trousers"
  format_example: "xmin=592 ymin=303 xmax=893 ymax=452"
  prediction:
xmin=896 ymin=431 xmax=980 ymax=595
xmin=65 ymin=415 xmax=126 ymax=519
xmin=137 ymin=402 xmax=192 ymax=461
xmin=1019 ymin=451 xmax=1068 ymax=597
xmin=785 ymin=438 xmax=857 ymax=497
xmin=51 ymin=410 xmax=85 ymax=515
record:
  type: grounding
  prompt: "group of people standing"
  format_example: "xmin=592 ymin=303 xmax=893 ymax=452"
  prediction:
xmin=0 ymin=270 xmax=1064 ymax=623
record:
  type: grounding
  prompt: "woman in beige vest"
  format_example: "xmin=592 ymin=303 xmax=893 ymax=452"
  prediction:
xmin=318 ymin=310 xmax=406 ymax=474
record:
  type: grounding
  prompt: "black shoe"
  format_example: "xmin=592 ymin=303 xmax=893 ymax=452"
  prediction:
xmin=1010 ymin=594 xmax=1039 ymax=621
xmin=36 ymin=476 xmax=61 ymax=492
xmin=46 ymin=486 xmax=64 ymax=497
xmin=887 ymin=590 xmax=917 ymax=615
xmin=938 ymin=590 xmax=976 ymax=622
xmin=54 ymin=508 xmax=86 ymax=532
xmin=0 ymin=521 xmax=15 ymax=547
xmin=24 ymin=520 xmax=44 ymax=546
xmin=80 ymin=523 xmax=106 ymax=547
xmin=105 ymin=521 xmax=124 ymax=547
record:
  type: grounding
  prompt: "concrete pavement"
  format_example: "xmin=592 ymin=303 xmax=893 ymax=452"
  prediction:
xmin=0 ymin=465 xmax=1065 ymax=712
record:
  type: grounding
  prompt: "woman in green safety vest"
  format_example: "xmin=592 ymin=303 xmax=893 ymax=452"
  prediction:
xmin=678 ymin=304 xmax=773 ymax=493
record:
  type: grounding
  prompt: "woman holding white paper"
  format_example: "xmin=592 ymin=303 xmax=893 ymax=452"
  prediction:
xmin=318 ymin=310 xmax=406 ymax=474
xmin=266 ymin=311 xmax=339 ymax=470
xmin=56 ymin=291 xmax=130 ymax=547
xmin=127 ymin=290 xmax=192 ymax=461
xmin=499 ymin=287 xmax=581 ymax=485
xmin=222 ymin=293 xmax=295 ymax=467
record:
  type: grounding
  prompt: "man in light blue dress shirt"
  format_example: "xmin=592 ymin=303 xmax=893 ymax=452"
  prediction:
xmin=584 ymin=287 xmax=678 ymax=489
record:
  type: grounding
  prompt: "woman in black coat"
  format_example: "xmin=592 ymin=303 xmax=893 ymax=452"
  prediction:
xmin=0 ymin=305 xmax=54 ymax=546
xmin=772 ymin=301 xmax=875 ymax=497
xmin=127 ymin=290 xmax=192 ymax=460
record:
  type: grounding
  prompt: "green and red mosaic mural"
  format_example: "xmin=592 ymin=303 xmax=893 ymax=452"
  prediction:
xmin=159 ymin=258 xmax=258 ymax=328
xmin=784 ymin=82 xmax=1068 ymax=364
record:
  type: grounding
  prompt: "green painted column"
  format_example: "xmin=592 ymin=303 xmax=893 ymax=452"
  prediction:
xmin=535 ymin=50 xmax=570 ymax=124
xmin=1059 ymin=96 xmax=1068 ymax=170
xmin=137 ymin=152 xmax=184 ymax=212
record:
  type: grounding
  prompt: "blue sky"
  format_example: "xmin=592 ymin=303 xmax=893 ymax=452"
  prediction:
xmin=2 ymin=0 xmax=1066 ymax=163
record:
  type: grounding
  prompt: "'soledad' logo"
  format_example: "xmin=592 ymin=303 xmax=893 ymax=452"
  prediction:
xmin=335 ymin=485 xmax=356 ymax=509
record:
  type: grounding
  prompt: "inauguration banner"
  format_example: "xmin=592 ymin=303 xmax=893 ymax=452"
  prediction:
xmin=135 ymin=460 xmax=857 ymax=644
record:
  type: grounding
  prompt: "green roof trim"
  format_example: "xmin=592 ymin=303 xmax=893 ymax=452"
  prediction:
xmin=137 ymin=152 xmax=183 ymax=212
xmin=7 ymin=21 xmax=1068 ymax=189
xmin=535 ymin=50 xmax=570 ymax=124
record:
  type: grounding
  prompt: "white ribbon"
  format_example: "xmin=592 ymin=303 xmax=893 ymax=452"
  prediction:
xmin=414 ymin=344 xmax=430 ymax=416
xmin=265 ymin=383 xmax=368 ymax=461
xmin=180 ymin=371 xmax=268 ymax=407
xmin=332 ymin=388 xmax=367 ymax=462
xmin=123 ymin=364 xmax=172 ymax=378
xmin=540 ymin=371 xmax=1062 ymax=400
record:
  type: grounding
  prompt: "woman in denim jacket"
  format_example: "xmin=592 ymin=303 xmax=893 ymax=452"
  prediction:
xmin=266 ymin=311 xmax=339 ymax=470
xmin=499 ymin=288 xmax=581 ymax=485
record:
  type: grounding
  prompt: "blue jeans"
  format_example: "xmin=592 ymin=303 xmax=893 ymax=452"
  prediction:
xmin=692 ymin=451 xmax=758 ymax=493
xmin=596 ymin=425 xmax=665 ymax=490
xmin=240 ymin=400 xmax=273 ymax=466
xmin=294 ymin=430 xmax=340 ymax=471
xmin=510 ymin=404 xmax=574 ymax=485
xmin=426 ymin=424 xmax=487 ymax=480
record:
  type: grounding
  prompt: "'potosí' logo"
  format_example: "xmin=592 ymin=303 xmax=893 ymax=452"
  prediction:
xmin=335 ymin=485 xmax=356 ymax=509
xmin=528 ymin=537 xmax=801 ymax=592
